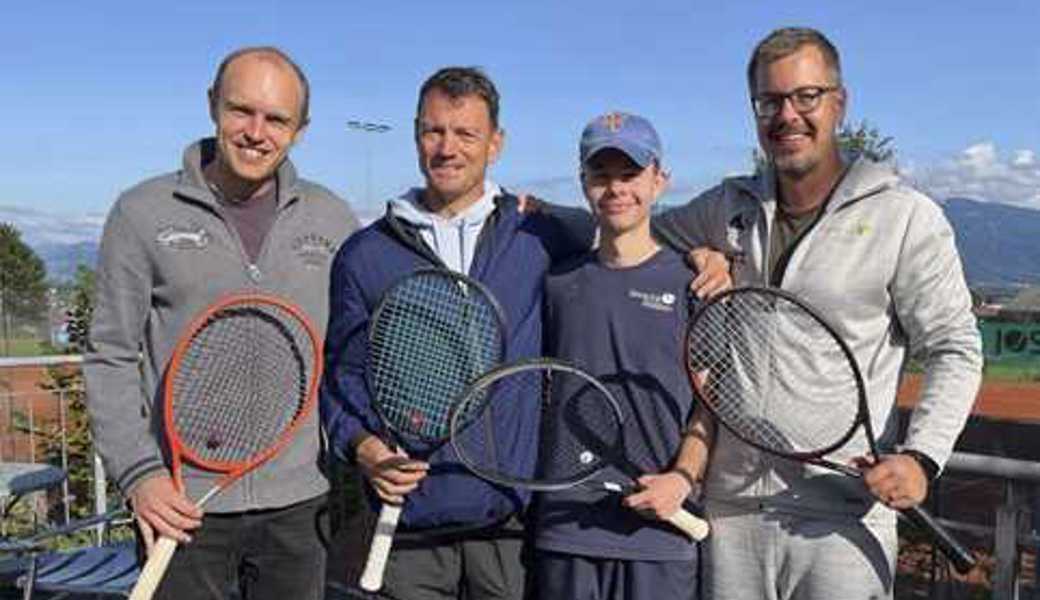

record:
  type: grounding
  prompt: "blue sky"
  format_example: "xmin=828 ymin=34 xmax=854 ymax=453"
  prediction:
xmin=1 ymin=1 xmax=1037 ymax=243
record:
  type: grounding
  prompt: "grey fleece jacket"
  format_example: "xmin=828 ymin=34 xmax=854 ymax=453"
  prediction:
xmin=84 ymin=138 xmax=360 ymax=512
xmin=654 ymin=157 xmax=982 ymax=522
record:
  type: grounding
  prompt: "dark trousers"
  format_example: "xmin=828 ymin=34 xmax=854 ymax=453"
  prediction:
xmin=377 ymin=526 xmax=528 ymax=600
xmin=139 ymin=495 xmax=329 ymax=600
xmin=534 ymin=550 xmax=699 ymax=600
xmin=327 ymin=495 xmax=528 ymax=600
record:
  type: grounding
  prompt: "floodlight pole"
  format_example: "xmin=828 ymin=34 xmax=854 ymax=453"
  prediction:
xmin=346 ymin=120 xmax=392 ymax=205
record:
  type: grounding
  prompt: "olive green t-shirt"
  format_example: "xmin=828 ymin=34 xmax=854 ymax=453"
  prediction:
xmin=768 ymin=202 xmax=823 ymax=286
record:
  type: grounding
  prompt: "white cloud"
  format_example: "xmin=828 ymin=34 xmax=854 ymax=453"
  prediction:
xmin=920 ymin=142 xmax=1040 ymax=208
xmin=0 ymin=205 xmax=105 ymax=245
xmin=1013 ymin=149 xmax=1035 ymax=167
xmin=2 ymin=202 xmax=394 ymax=242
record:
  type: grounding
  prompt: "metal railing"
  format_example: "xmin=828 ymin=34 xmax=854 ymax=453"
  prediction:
xmin=931 ymin=452 xmax=1040 ymax=600
xmin=0 ymin=355 xmax=107 ymax=529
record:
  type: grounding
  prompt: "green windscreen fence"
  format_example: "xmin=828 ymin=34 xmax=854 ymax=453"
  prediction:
xmin=978 ymin=318 xmax=1040 ymax=380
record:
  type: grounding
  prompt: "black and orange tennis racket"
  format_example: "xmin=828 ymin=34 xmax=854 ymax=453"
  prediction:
xmin=128 ymin=293 xmax=322 ymax=600
xmin=684 ymin=286 xmax=975 ymax=573
xmin=359 ymin=268 xmax=506 ymax=592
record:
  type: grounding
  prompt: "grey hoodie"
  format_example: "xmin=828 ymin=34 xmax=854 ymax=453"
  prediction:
xmin=84 ymin=138 xmax=359 ymax=512
xmin=654 ymin=157 xmax=982 ymax=522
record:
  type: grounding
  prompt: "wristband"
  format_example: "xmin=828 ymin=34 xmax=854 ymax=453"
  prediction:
xmin=672 ymin=467 xmax=698 ymax=491
xmin=900 ymin=449 xmax=939 ymax=483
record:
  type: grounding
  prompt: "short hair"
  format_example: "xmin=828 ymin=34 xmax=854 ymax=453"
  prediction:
xmin=211 ymin=46 xmax=311 ymax=126
xmin=415 ymin=66 xmax=501 ymax=129
xmin=747 ymin=27 xmax=842 ymax=95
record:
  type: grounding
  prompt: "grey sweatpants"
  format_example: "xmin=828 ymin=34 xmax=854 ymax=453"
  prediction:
xmin=704 ymin=508 xmax=897 ymax=600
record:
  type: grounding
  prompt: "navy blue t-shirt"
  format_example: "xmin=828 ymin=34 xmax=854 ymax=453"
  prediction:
xmin=535 ymin=249 xmax=698 ymax=561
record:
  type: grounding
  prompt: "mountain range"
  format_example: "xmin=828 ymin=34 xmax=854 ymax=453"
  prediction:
xmin=35 ymin=241 xmax=98 ymax=284
xmin=26 ymin=196 xmax=1040 ymax=288
xmin=939 ymin=197 xmax=1040 ymax=287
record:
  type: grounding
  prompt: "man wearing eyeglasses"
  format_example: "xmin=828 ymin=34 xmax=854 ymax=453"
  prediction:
xmin=653 ymin=27 xmax=981 ymax=599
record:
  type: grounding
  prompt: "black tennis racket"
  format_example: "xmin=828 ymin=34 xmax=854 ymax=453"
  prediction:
xmin=684 ymin=286 xmax=975 ymax=573
xmin=450 ymin=357 xmax=710 ymax=541
xmin=359 ymin=268 xmax=507 ymax=592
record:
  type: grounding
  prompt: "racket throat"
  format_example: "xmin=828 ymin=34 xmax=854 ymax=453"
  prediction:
xmin=195 ymin=486 xmax=221 ymax=508
xmin=603 ymin=481 xmax=637 ymax=495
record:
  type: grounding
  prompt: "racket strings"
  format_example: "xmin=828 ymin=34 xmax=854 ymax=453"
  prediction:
xmin=370 ymin=272 xmax=502 ymax=441
xmin=171 ymin=304 xmax=313 ymax=465
xmin=688 ymin=293 xmax=861 ymax=456
xmin=453 ymin=365 xmax=623 ymax=489
xmin=548 ymin=370 xmax=625 ymax=483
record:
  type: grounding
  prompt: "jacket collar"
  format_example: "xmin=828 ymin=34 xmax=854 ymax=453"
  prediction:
xmin=730 ymin=155 xmax=899 ymax=213
xmin=174 ymin=137 xmax=302 ymax=209
xmin=382 ymin=189 xmax=519 ymax=270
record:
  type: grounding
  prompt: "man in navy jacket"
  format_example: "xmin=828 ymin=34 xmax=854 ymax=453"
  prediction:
xmin=321 ymin=66 xmax=594 ymax=599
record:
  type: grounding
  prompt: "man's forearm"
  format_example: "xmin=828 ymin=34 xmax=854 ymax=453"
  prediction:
xmin=674 ymin=403 xmax=715 ymax=484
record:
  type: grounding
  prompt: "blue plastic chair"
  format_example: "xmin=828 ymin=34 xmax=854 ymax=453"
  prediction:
xmin=2 ymin=510 xmax=137 ymax=599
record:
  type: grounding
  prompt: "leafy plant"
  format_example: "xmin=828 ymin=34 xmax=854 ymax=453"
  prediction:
xmin=35 ymin=265 xmax=111 ymax=522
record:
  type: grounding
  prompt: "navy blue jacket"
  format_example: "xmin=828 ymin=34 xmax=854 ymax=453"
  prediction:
xmin=321 ymin=192 xmax=593 ymax=529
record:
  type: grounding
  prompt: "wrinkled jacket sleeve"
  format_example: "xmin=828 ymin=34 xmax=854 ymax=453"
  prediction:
xmin=651 ymin=187 xmax=724 ymax=253
xmin=83 ymin=199 xmax=167 ymax=494
xmin=893 ymin=194 xmax=983 ymax=470
xmin=541 ymin=203 xmax=596 ymax=260
xmin=320 ymin=245 xmax=382 ymax=461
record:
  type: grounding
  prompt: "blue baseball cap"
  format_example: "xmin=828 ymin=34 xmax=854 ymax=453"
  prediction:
xmin=579 ymin=111 xmax=663 ymax=168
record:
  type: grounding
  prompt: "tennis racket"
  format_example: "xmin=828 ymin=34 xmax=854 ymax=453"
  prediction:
xmin=359 ymin=268 xmax=507 ymax=592
xmin=683 ymin=286 xmax=975 ymax=573
xmin=128 ymin=293 xmax=322 ymax=600
xmin=450 ymin=357 xmax=710 ymax=541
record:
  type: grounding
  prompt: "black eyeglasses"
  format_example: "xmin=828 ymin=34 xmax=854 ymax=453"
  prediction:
xmin=751 ymin=86 xmax=840 ymax=119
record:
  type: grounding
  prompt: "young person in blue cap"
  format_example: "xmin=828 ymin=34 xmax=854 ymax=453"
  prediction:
xmin=533 ymin=111 xmax=712 ymax=599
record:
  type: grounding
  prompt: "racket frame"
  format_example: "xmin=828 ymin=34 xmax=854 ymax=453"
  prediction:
xmin=685 ymin=286 xmax=874 ymax=468
xmin=163 ymin=292 xmax=323 ymax=487
xmin=450 ymin=357 xmax=710 ymax=541
xmin=450 ymin=357 xmax=625 ymax=492
xmin=367 ymin=267 xmax=508 ymax=444
xmin=130 ymin=293 xmax=323 ymax=600
xmin=684 ymin=285 xmax=976 ymax=573
xmin=360 ymin=268 xmax=508 ymax=591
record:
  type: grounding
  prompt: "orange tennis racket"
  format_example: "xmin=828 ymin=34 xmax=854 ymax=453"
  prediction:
xmin=128 ymin=293 xmax=322 ymax=600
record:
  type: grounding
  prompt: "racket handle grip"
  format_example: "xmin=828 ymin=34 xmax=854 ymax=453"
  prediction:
xmin=359 ymin=503 xmax=403 ymax=592
xmin=903 ymin=504 xmax=976 ymax=574
xmin=667 ymin=508 xmax=711 ymax=541
xmin=128 ymin=535 xmax=179 ymax=600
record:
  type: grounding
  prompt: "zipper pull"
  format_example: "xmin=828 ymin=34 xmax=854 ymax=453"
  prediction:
xmin=247 ymin=264 xmax=262 ymax=283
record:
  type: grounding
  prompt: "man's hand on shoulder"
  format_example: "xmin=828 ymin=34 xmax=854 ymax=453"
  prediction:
xmin=129 ymin=473 xmax=203 ymax=554
xmin=687 ymin=247 xmax=732 ymax=299
xmin=516 ymin=194 xmax=545 ymax=214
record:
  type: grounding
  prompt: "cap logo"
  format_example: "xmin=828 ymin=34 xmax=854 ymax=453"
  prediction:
xmin=602 ymin=112 xmax=625 ymax=132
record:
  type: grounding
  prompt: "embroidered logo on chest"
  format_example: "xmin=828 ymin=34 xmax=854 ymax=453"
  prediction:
xmin=292 ymin=233 xmax=337 ymax=269
xmin=628 ymin=289 xmax=677 ymax=313
xmin=155 ymin=225 xmax=209 ymax=250
xmin=821 ymin=220 xmax=874 ymax=240
xmin=726 ymin=210 xmax=757 ymax=248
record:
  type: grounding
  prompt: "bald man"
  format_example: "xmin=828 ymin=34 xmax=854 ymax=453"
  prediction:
xmin=85 ymin=46 xmax=359 ymax=600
